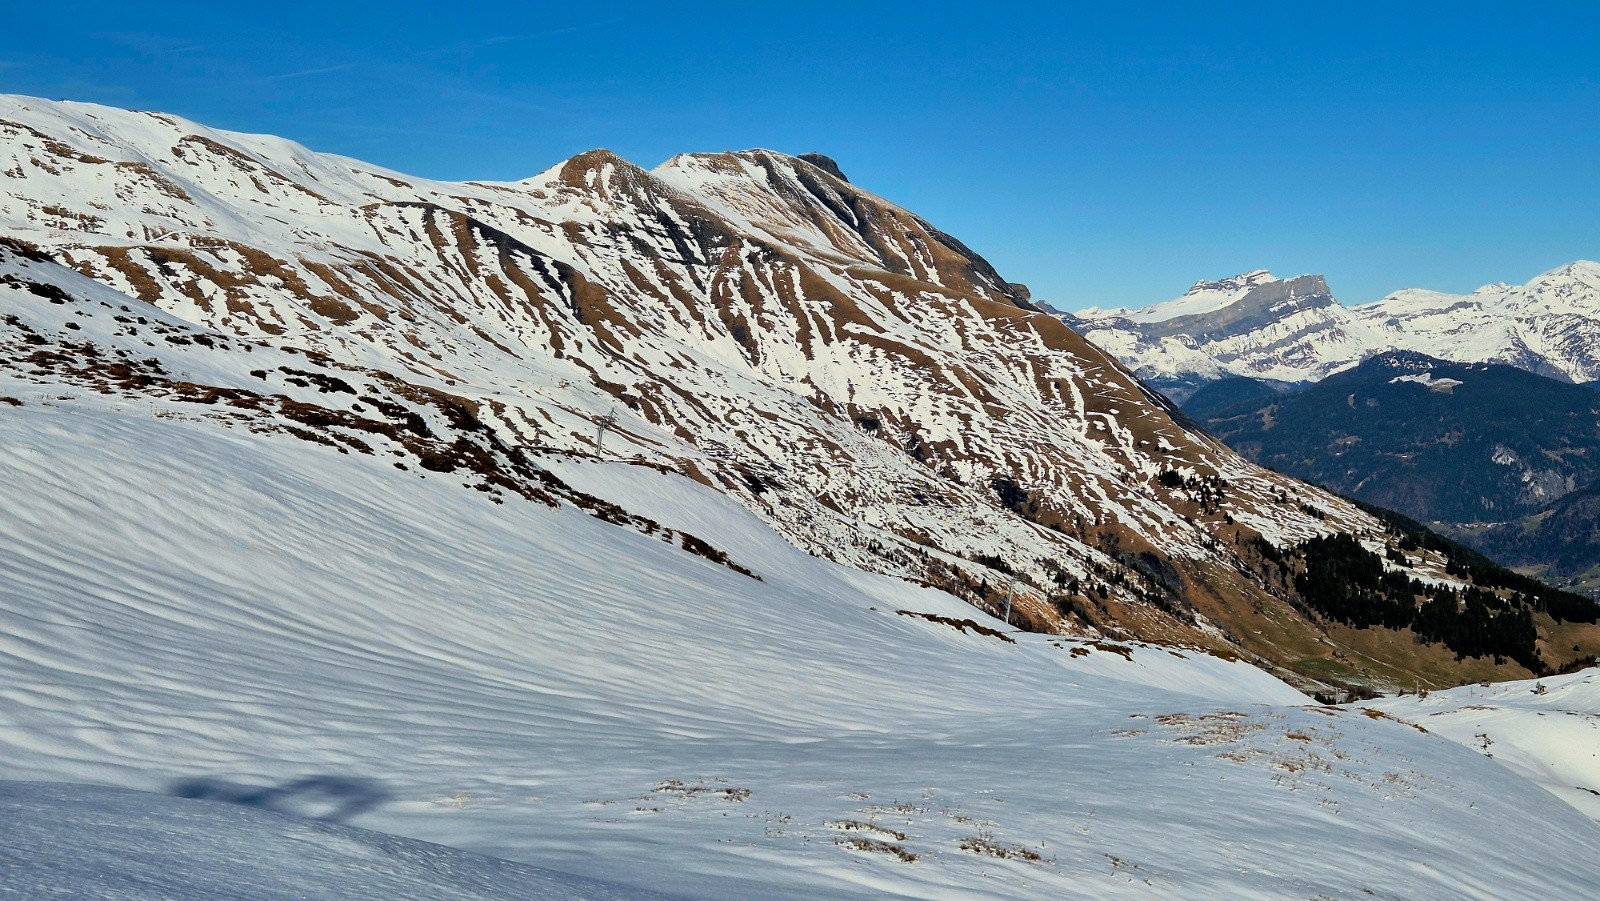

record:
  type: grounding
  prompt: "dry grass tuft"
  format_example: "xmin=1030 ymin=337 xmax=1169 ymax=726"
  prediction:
xmin=835 ymin=837 xmax=917 ymax=863
xmin=827 ymin=820 xmax=907 ymax=841
xmin=895 ymin=610 xmax=1015 ymax=643
xmin=959 ymin=832 xmax=1045 ymax=862
xmin=653 ymin=779 xmax=751 ymax=802
xmin=1151 ymin=711 xmax=1263 ymax=745
xmin=1360 ymin=707 xmax=1430 ymax=733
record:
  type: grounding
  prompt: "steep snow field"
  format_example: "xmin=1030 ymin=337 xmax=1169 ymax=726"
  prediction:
xmin=5 ymin=393 xmax=1600 ymax=897
xmin=1365 ymin=670 xmax=1600 ymax=823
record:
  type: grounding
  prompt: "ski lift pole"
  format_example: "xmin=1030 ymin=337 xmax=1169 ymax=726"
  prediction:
xmin=594 ymin=408 xmax=619 ymax=457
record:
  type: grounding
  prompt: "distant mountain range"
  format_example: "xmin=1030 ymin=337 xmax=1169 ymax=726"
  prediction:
xmin=1063 ymin=262 xmax=1600 ymax=596
xmin=1198 ymin=351 xmax=1600 ymax=523
xmin=1067 ymin=262 xmax=1600 ymax=401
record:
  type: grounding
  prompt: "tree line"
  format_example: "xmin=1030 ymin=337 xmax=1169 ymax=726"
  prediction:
xmin=1295 ymin=533 xmax=1545 ymax=673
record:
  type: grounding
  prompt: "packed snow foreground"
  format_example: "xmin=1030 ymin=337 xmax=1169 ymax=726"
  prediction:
xmin=0 ymin=782 xmax=660 ymax=901
xmin=4 ymin=369 xmax=1600 ymax=897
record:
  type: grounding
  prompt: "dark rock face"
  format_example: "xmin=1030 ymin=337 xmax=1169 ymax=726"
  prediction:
xmin=797 ymin=152 xmax=847 ymax=182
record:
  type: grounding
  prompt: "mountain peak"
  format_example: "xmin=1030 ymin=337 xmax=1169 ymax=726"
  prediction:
xmin=531 ymin=148 xmax=676 ymax=208
xmin=1531 ymin=260 xmax=1600 ymax=286
xmin=1074 ymin=255 xmax=1600 ymax=397
xmin=1185 ymin=269 xmax=1278 ymax=296
xmin=1107 ymin=269 xmax=1301 ymax=325
xmin=554 ymin=147 xmax=642 ymax=180
xmin=1471 ymin=282 xmax=1515 ymax=295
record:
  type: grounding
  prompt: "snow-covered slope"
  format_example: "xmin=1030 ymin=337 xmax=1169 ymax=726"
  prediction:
xmin=0 ymin=93 xmax=1444 ymax=688
xmin=6 ymin=316 xmax=1600 ymax=897
xmin=1364 ymin=669 xmax=1600 ymax=823
xmin=1071 ymin=263 xmax=1600 ymax=397
xmin=1358 ymin=261 xmax=1600 ymax=384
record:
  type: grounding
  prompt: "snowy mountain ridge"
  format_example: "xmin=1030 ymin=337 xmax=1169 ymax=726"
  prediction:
xmin=0 ymin=93 xmax=1417 ymax=680
xmin=1070 ymin=261 xmax=1600 ymax=398
xmin=1079 ymin=268 xmax=1279 ymax=324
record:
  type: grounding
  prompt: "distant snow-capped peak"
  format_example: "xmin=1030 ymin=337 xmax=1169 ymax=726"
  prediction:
xmin=1067 ymin=259 xmax=1600 ymax=397
xmin=1080 ymin=269 xmax=1283 ymax=324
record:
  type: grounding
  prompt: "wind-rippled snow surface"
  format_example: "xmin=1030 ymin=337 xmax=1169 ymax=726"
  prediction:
xmin=0 ymin=781 xmax=661 ymax=900
xmin=4 ymin=395 xmax=1600 ymax=898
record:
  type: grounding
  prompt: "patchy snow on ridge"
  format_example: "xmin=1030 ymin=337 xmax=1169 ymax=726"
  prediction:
xmin=1388 ymin=372 xmax=1464 ymax=392
xmin=0 ymin=93 xmax=1395 ymax=669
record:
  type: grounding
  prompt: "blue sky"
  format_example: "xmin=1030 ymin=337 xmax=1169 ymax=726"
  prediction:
xmin=3 ymin=2 xmax=1596 ymax=310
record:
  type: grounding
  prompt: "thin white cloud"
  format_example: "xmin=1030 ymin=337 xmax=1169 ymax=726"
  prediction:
xmin=259 ymin=63 xmax=361 ymax=83
xmin=479 ymin=20 xmax=616 ymax=46
xmin=425 ymin=19 xmax=618 ymax=56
